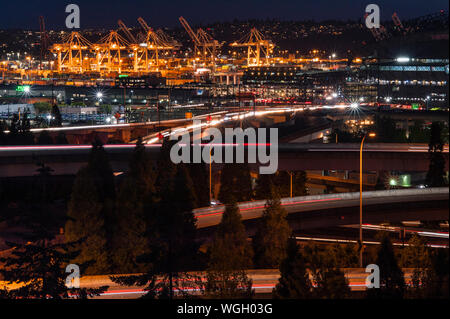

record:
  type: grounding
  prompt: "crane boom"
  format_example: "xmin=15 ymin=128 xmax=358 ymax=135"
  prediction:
xmin=179 ymin=16 xmax=201 ymax=45
xmin=39 ymin=16 xmax=50 ymax=63
xmin=118 ymin=19 xmax=137 ymax=43
xmin=137 ymin=17 xmax=151 ymax=32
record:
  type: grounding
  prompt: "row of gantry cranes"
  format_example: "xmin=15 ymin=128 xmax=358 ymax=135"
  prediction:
xmin=48 ymin=16 xmax=274 ymax=75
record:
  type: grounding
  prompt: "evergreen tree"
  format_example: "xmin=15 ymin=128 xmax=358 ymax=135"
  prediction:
xmin=0 ymin=165 xmax=106 ymax=298
xmin=188 ymin=163 xmax=210 ymax=208
xmin=273 ymin=238 xmax=312 ymax=299
xmin=87 ymin=139 xmax=116 ymax=202
xmin=205 ymin=200 xmax=254 ymax=298
xmin=65 ymin=167 xmax=110 ymax=275
xmin=253 ymin=187 xmax=291 ymax=268
xmin=367 ymin=234 xmax=405 ymax=299
xmin=401 ymin=234 xmax=449 ymax=298
xmin=254 ymin=171 xmax=308 ymax=200
xmin=401 ymin=234 xmax=433 ymax=298
xmin=112 ymin=138 xmax=155 ymax=273
xmin=304 ymin=242 xmax=351 ymax=299
xmin=426 ymin=122 xmax=447 ymax=187
xmin=51 ymin=104 xmax=62 ymax=127
xmin=111 ymin=163 xmax=200 ymax=299
xmin=65 ymin=138 xmax=116 ymax=275
xmin=218 ymin=163 xmax=253 ymax=204
xmin=254 ymin=174 xmax=275 ymax=200
xmin=276 ymin=171 xmax=308 ymax=198
xmin=155 ymin=139 xmax=177 ymax=195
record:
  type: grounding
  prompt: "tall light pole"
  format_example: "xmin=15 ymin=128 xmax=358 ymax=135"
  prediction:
xmin=359 ymin=132 xmax=376 ymax=267
xmin=209 ymin=146 xmax=212 ymax=205
xmin=288 ymin=171 xmax=293 ymax=198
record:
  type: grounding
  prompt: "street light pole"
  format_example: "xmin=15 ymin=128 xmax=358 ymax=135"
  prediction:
xmin=359 ymin=132 xmax=376 ymax=267
xmin=209 ymin=146 xmax=212 ymax=205
xmin=359 ymin=134 xmax=366 ymax=268
xmin=288 ymin=171 xmax=293 ymax=198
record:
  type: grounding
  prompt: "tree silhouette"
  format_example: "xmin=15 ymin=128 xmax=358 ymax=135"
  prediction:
xmin=51 ymin=104 xmax=62 ymax=127
xmin=218 ymin=163 xmax=253 ymax=204
xmin=65 ymin=167 xmax=110 ymax=275
xmin=254 ymin=171 xmax=308 ymax=200
xmin=304 ymin=242 xmax=351 ymax=299
xmin=273 ymin=238 xmax=313 ymax=299
xmin=253 ymin=187 xmax=291 ymax=268
xmin=188 ymin=163 xmax=210 ymax=208
xmin=205 ymin=199 xmax=254 ymax=298
xmin=65 ymin=140 xmax=116 ymax=275
xmin=0 ymin=164 xmax=106 ymax=298
xmin=111 ymin=162 xmax=200 ymax=299
xmin=112 ymin=138 xmax=155 ymax=273
xmin=401 ymin=234 xmax=449 ymax=298
xmin=367 ymin=234 xmax=405 ymax=299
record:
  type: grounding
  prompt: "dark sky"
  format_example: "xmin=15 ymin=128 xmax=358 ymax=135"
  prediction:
xmin=0 ymin=0 xmax=448 ymax=29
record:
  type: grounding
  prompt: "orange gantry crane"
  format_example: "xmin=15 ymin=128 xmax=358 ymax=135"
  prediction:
xmin=230 ymin=28 xmax=274 ymax=66
xmin=179 ymin=16 xmax=220 ymax=67
xmin=134 ymin=17 xmax=177 ymax=72
xmin=118 ymin=19 xmax=138 ymax=44
xmin=92 ymin=31 xmax=129 ymax=74
xmin=50 ymin=31 xmax=92 ymax=73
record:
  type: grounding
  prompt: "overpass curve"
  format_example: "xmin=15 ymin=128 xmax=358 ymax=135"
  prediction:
xmin=194 ymin=188 xmax=449 ymax=229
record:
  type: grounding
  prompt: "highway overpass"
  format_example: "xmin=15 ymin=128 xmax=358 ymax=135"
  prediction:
xmin=0 ymin=143 xmax=447 ymax=177
xmin=195 ymin=188 xmax=449 ymax=239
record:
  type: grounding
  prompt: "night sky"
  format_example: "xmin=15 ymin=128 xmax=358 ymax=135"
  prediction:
xmin=0 ymin=0 xmax=448 ymax=29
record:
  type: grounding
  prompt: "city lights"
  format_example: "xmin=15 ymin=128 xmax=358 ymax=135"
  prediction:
xmin=0 ymin=1 xmax=448 ymax=305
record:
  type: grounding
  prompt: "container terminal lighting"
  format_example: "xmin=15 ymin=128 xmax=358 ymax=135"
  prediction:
xmin=350 ymin=103 xmax=359 ymax=108
xmin=396 ymin=57 xmax=410 ymax=63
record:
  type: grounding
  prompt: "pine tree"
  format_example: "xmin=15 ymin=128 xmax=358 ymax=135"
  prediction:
xmin=255 ymin=171 xmax=308 ymax=200
xmin=155 ymin=139 xmax=177 ymax=195
xmin=65 ymin=167 xmax=110 ymax=275
xmin=426 ymin=122 xmax=447 ymax=187
xmin=218 ymin=163 xmax=253 ymax=204
xmin=367 ymin=234 xmax=405 ymax=299
xmin=87 ymin=139 xmax=116 ymax=202
xmin=401 ymin=234 xmax=433 ymax=298
xmin=0 ymin=165 xmax=106 ymax=298
xmin=112 ymin=138 xmax=155 ymax=273
xmin=188 ymin=163 xmax=210 ymax=208
xmin=273 ymin=238 xmax=312 ymax=299
xmin=253 ymin=187 xmax=291 ymax=268
xmin=65 ymin=140 xmax=116 ymax=275
xmin=254 ymin=174 xmax=274 ymax=200
xmin=205 ymin=200 xmax=254 ymax=298
xmin=111 ymin=163 xmax=201 ymax=299
xmin=401 ymin=234 xmax=449 ymax=298
xmin=304 ymin=242 xmax=351 ymax=299
xmin=51 ymin=104 xmax=63 ymax=127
